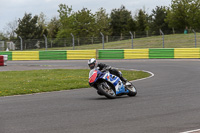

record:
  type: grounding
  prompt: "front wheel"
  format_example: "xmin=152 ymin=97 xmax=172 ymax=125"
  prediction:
xmin=126 ymin=82 xmax=137 ymax=97
xmin=97 ymin=82 xmax=116 ymax=99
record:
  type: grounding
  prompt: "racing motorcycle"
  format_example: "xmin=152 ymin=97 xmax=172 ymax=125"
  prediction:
xmin=89 ymin=68 xmax=137 ymax=99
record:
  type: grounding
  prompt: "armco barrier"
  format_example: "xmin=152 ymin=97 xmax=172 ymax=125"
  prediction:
xmin=0 ymin=48 xmax=199 ymax=60
xmin=67 ymin=50 xmax=96 ymax=59
xmin=12 ymin=51 xmax=39 ymax=60
xmin=149 ymin=48 xmax=174 ymax=59
xmin=124 ymin=49 xmax=149 ymax=59
xmin=39 ymin=51 xmax=67 ymax=60
xmin=174 ymin=48 xmax=200 ymax=58
xmin=98 ymin=49 xmax=124 ymax=59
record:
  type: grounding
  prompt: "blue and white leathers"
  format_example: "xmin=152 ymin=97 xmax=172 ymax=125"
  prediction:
xmin=102 ymin=71 xmax=129 ymax=95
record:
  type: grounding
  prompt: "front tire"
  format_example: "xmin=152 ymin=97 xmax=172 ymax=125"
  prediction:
xmin=97 ymin=82 xmax=116 ymax=99
xmin=126 ymin=83 xmax=137 ymax=97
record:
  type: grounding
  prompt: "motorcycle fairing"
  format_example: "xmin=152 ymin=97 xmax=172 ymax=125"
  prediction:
xmin=89 ymin=69 xmax=102 ymax=83
xmin=102 ymin=72 xmax=129 ymax=95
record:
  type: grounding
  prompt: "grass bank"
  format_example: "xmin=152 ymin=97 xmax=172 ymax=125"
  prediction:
xmin=24 ymin=33 xmax=200 ymax=51
xmin=0 ymin=69 xmax=150 ymax=97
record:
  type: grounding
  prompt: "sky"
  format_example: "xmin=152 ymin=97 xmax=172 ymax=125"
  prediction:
xmin=0 ymin=0 xmax=171 ymax=32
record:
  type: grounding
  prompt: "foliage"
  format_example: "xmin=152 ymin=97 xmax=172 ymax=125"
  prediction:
xmin=166 ymin=0 xmax=200 ymax=30
xmin=95 ymin=8 xmax=111 ymax=36
xmin=47 ymin=17 xmax=60 ymax=38
xmin=73 ymin=8 xmax=96 ymax=38
xmin=57 ymin=4 xmax=74 ymax=38
xmin=15 ymin=13 xmax=47 ymax=49
xmin=135 ymin=9 xmax=149 ymax=34
xmin=3 ymin=19 xmax=18 ymax=39
xmin=150 ymin=6 xmax=170 ymax=34
xmin=110 ymin=5 xmax=135 ymax=36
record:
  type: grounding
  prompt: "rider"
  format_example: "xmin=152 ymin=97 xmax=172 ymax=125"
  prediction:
xmin=88 ymin=58 xmax=128 ymax=84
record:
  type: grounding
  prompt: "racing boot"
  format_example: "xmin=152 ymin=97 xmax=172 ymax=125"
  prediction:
xmin=120 ymin=76 xmax=131 ymax=86
xmin=120 ymin=76 xmax=128 ymax=85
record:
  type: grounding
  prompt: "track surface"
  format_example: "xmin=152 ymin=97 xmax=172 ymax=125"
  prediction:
xmin=0 ymin=59 xmax=200 ymax=133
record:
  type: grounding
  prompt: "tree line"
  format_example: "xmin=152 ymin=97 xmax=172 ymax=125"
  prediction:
xmin=1 ymin=0 xmax=200 ymax=41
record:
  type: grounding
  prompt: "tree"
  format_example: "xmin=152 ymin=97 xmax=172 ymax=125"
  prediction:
xmin=135 ymin=9 xmax=149 ymax=34
xmin=57 ymin=4 xmax=74 ymax=38
xmin=73 ymin=8 xmax=96 ymax=37
xmin=15 ymin=13 xmax=42 ymax=39
xmin=38 ymin=12 xmax=47 ymax=28
xmin=110 ymin=5 xmax=135 ymax=36
xmin=15 ymin=13 xmax=45 ymax=49
xmin=95 ymin=8 xmax=111 ymax=36
xmin=0 ymin=32 xmax=8 ymax=40
xmin=150 ymin=6 xmax=170 ymax=34
xmin=165 ymin=0 xmax=200 ymax=30
xmin=47 ymin=16 xmax=60 ymax=38
xmin=3 ymin=19 xmax=18 ymax=40
xmin=38 ymin=12 xmax=48 ymax=36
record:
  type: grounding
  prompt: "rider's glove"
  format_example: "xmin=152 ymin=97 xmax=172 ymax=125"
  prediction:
xmin=102 ymin=66 xmax=111 ymax=72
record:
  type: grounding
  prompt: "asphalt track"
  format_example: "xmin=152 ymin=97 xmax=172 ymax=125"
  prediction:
xmin=0 ymin=59 xmax=200 ymax=133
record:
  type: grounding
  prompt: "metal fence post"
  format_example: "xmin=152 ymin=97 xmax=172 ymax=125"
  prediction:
xmin=129 ymin=31 xmax=134 ymax=49
xmin=71 ymin=33 xmax=75 ymax=50
xmin=100 ymin=32 xmax=104 ymax=49
xmin=18 ymin=36 xmax=23 ymax=51
xmin=43 ymin=34 xmax=47 ymax=50
xmin=192 ymin=29 xmax=197 ymax=48
xmin=160 ymin=29 xmax=165 ymax=48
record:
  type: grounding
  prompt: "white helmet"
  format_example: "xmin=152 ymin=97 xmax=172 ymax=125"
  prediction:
xmin=88 ymin=58 xmax=97 ymax=69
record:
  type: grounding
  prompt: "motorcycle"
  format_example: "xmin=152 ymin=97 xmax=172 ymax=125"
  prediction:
xmin=89 ymin=68 xmax=137 ymax=99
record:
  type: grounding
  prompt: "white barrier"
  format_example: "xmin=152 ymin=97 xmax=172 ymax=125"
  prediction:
xmin=0 ymin=55 xmax=8 ymax=66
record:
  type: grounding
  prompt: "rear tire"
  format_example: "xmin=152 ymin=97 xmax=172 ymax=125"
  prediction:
xmin=97 ymin=82 xmax=116 ymax=99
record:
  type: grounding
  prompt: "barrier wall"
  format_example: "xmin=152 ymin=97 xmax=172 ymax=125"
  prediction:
xmin=12 ymin=51 xmax=39 ymax=60
xmin=149 ymin=48 xmax=174 ymax=59
xmin=39 ymin=51 xmax=67 ymax=60
xmin=98 ymin=50 xmax=124 ymax=59
xmin=174 ymin=48 xmax=200 ymax=58
xmin=0 ymin=48 xmax=199 ymax=60
xmin=124 ymin=49 xmax=149 ymax=59
xmin=67 ymin=50 xmax=96 ymax=59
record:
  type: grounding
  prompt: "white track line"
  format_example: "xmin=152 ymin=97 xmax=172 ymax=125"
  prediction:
xmin=119 ymin=68 xmax=155 ymax=82
xmin=180 ymin=129 xmax=200 ymax=133
xmin=132 ymin=69 xmax=154 ymax=82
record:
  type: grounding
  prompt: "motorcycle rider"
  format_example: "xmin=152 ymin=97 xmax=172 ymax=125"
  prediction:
xmin=88 ymin=58 xmax=128 ymax=84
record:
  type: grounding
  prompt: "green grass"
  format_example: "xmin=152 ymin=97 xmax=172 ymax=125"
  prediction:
xmin=24 ymin=33 xmax=200 ymax=51
xmin=0 ymin=69 xmax=150 ymax=97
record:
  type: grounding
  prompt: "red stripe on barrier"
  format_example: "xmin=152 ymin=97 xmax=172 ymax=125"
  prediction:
xmin=0 ymin=56 xmax=4 ymax=66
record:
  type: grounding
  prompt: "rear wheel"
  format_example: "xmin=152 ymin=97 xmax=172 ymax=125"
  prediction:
xmin=126 ymin=82 xmax=137 ymax=97
xmin=97 ymin=82 xmax=116 ymax=99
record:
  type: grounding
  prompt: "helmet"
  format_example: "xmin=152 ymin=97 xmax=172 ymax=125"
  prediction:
xmin=88 ymin=58 xmax=97 ymax=69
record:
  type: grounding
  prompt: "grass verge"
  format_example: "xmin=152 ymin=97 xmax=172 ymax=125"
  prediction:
xmin=0 ymin=69 xmax=150 ymax=97
xmin=25 ymin=33 xmax=200 ymax=51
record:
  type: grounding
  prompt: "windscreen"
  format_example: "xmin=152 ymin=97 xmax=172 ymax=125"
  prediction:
xmin=89 ymin=69 xmax=95 ymax=78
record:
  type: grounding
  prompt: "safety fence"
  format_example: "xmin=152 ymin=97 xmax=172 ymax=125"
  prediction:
xmin=0 ymin=48 xmax=199 ymax=61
